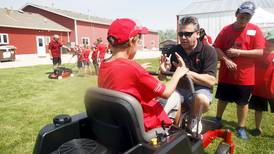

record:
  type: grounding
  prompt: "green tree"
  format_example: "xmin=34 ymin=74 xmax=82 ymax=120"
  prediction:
xmin=158 ymin=29 xmax=177 ymax=43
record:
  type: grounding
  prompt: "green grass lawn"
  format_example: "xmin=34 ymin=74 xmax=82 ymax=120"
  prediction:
xmin=0 ymin=59 xmax=273 ymax=154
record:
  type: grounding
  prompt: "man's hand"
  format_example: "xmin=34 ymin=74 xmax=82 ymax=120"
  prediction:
xmin=222 ymin=56 xmax=237 ymax=71
xmin=172 ymin=52 xmax=186 ymax=68
xmin=226 ymin=48 xmax=241 ymax=58
xmin=173 ymin=52 xmax=189 ymax=78
xmin=159 ymin=54 xmax=171 ymax=73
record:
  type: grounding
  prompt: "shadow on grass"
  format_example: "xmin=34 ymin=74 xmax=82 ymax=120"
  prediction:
xmin=45 ymin=72 xmax=53 ymax=74
xmin=245 ymin=128 xmax=274 ymax=138
xmin=203 ymin=116 xmax=238 ymax=131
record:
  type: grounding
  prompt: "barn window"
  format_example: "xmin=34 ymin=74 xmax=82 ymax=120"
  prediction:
xmin=82 ymin=37 xmax=90 ymax=45
xmin=0 ymin=34 xmax=9 ymax=45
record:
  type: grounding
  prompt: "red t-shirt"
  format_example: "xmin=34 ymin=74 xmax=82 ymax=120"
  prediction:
xmin=91 ymin=49 xmax=98 ymax=62
xmin=91 ymin=43 xmax=106 ymax=62
xmin=97 ymin=43 xmax=106 ymax=59
xmin=253 ymin=52 xmax=274 ymax=98
xmin=48 ymin=40 xmax=63 ymax=58
xmin=98 ymin=58 xmax=172 ymax=131
xmin=83 ymin=49 xmax=90 ymax=62
xmin=214 ymin=23 xmax=265 ymax=85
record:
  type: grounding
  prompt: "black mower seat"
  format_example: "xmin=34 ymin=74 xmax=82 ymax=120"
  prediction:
xmin=85 ymin=87 xmax=166 ymax=152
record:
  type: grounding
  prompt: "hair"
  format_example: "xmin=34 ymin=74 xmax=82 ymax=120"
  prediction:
xmin=199 ymin=28 xmax=206 ymax=41
xmin=97 ymin=37 xmax=102 ymax=43
xmin=53 ymin=34 xmax=59 ymax=39
xmin=179 ymin=16 xmax=200 ymax=31
xmin=107 ymin=35 xmax=141 ymax=48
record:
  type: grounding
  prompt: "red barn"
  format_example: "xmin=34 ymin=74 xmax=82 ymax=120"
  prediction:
xmin=143 ymin=31 xmax=159 ymax=50
xmin=22 ymin=4 xmax=159 ymax=50
xmin=0 ymin=8 xmax=70 ymax=56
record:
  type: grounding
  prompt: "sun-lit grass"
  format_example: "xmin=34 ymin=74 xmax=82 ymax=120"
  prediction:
xmin=0 ymin=59 xmax=273 ymax=154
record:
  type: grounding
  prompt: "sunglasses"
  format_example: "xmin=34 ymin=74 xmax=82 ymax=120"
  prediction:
xmin=178 ymin=31 xmax=197 ymax=37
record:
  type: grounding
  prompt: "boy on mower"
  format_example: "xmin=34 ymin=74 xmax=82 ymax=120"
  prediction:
xmin=249 ymin=30 xmax=274 ymax=136
xmin=98 ymin=18 xmax=189 ymax=131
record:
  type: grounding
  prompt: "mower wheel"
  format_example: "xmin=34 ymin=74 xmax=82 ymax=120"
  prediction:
xmin=58 ymin=76 xmax=63 ymax=80
xmin=215 ymin=142 xmax=231 ymax=154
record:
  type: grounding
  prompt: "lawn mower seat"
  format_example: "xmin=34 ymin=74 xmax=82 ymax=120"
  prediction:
xmin=85 ymin=87 xmax=166 ymax=152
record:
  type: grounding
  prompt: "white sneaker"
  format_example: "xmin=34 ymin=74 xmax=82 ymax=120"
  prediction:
xmin=190 ymin=118 xmax=202 ymax=134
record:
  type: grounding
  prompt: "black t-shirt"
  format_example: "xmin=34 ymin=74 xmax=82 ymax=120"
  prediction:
xmin=168 ymin=40 xmax=217 ymax=89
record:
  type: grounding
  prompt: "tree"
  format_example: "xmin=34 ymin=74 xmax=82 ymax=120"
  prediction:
xmin=158 ymin=29 xmax=177 ymax=43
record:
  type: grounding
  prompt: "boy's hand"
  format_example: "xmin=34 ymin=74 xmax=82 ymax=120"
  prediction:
xmin=222 ymin=56 xmax=237 ymax=71
xmin=141 ymin=63 xmax=152 ymax=70
xmin=226 ymin=48 xmax=240 ymax=57
xmin=159 ymin=54 xmax=171 ymax=73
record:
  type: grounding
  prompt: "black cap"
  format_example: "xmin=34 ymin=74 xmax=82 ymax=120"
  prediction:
xmin=238 ymin=1 xmax=256 ymax=15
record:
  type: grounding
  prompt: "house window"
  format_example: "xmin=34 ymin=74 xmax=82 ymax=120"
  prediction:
xmin=0 ymin=34 xmax=9 ymax=45
xmin=82 ymin=37 xmax=90 ymax=45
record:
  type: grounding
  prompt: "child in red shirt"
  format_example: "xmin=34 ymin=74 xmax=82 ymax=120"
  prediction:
xmin=98 ymin=18 xmax=189 ymax=131
xmin=249 ymin=31 xmax=274 ymax=136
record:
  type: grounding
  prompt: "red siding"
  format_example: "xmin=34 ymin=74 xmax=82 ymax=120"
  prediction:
xmin=0 ymin=27 xmax=68 ymax=54
xmin=77 ymin=21 xmax=92 ymax=46
xmin=90 ymin=23 xmax=109 ymax=45
xmin=144 ymin=32 xmax=159 ymax=50
xmin=22 ymin=6 xmax=75 ymax=42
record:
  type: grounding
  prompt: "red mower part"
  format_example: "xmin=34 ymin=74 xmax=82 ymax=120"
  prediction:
xmin=202 ymin=129 xmax=234 ymax=154
xmin=61 ymin=72 xmax=71 ymax=79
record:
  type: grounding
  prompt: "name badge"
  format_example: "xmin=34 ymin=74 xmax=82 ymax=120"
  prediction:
xmin=247 ymin=30 xmax=256 ymax=36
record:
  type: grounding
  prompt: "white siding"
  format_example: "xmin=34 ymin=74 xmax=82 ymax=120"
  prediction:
xmin=179 ymin=11 xmax=235 ymax=41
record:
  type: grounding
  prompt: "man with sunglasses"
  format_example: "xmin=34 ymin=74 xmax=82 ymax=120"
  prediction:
xmin=159 ymin=16 xmax=217 ymax=134
xmin=213 ymin=1 xmax=265 ymax=140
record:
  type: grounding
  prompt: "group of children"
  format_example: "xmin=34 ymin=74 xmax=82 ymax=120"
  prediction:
xmin=72 ymin=38 xmax=107 ymax=75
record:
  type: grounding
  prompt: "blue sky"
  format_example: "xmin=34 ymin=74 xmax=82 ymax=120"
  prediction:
xmin=0 ymin=0 xmax=192 ymax=31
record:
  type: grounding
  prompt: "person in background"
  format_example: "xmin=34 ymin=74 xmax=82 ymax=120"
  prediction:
xmin=199 ymin=28 xmax=213 ymax=45
xmin=248 ymin=30 xmax=274 ymax=136
xmin=92 ymin=38 xmax=106 ymax=75
xmin=213 ymin=1 xmax=265 ymax=140
xmin=82 ymin=44 xmax=92 ymax=75
xmin=48 ymin=34 xmax=71 ymax=69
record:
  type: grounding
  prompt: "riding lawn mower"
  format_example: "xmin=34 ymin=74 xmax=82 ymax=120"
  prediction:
xmin=34 ymin=73 xmax=234 ymax=154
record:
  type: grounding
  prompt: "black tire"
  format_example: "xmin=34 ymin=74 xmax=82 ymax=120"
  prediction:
xmin=215 ymin=143 xmax=231 ymax=154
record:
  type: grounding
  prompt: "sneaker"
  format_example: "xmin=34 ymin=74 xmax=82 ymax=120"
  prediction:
xmin=236 ymin=127 xmax=249 ymax=140
xmin=213 ymin=117 xmax=223 ymax=129
xmin=191 ymin=118 xmax=203 ymax=134
xmin=251 ymin=128 xmax=262 ymax=136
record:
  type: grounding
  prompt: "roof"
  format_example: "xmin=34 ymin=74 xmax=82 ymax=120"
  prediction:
xmin=22 ymin=4 xmax=112 ymax=25
xmin=0 ymin=8 xmax=70 ymax=32
xmin=178 ymin=0 xmax=274 ymax=15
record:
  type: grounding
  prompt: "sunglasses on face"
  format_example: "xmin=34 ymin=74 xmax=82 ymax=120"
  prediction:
xmin=178 ymin=31 xmax=197 ymax=37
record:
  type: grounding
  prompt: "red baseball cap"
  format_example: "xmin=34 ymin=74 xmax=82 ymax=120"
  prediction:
xmin=107 ymin=18 xmax=148 ymax=45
